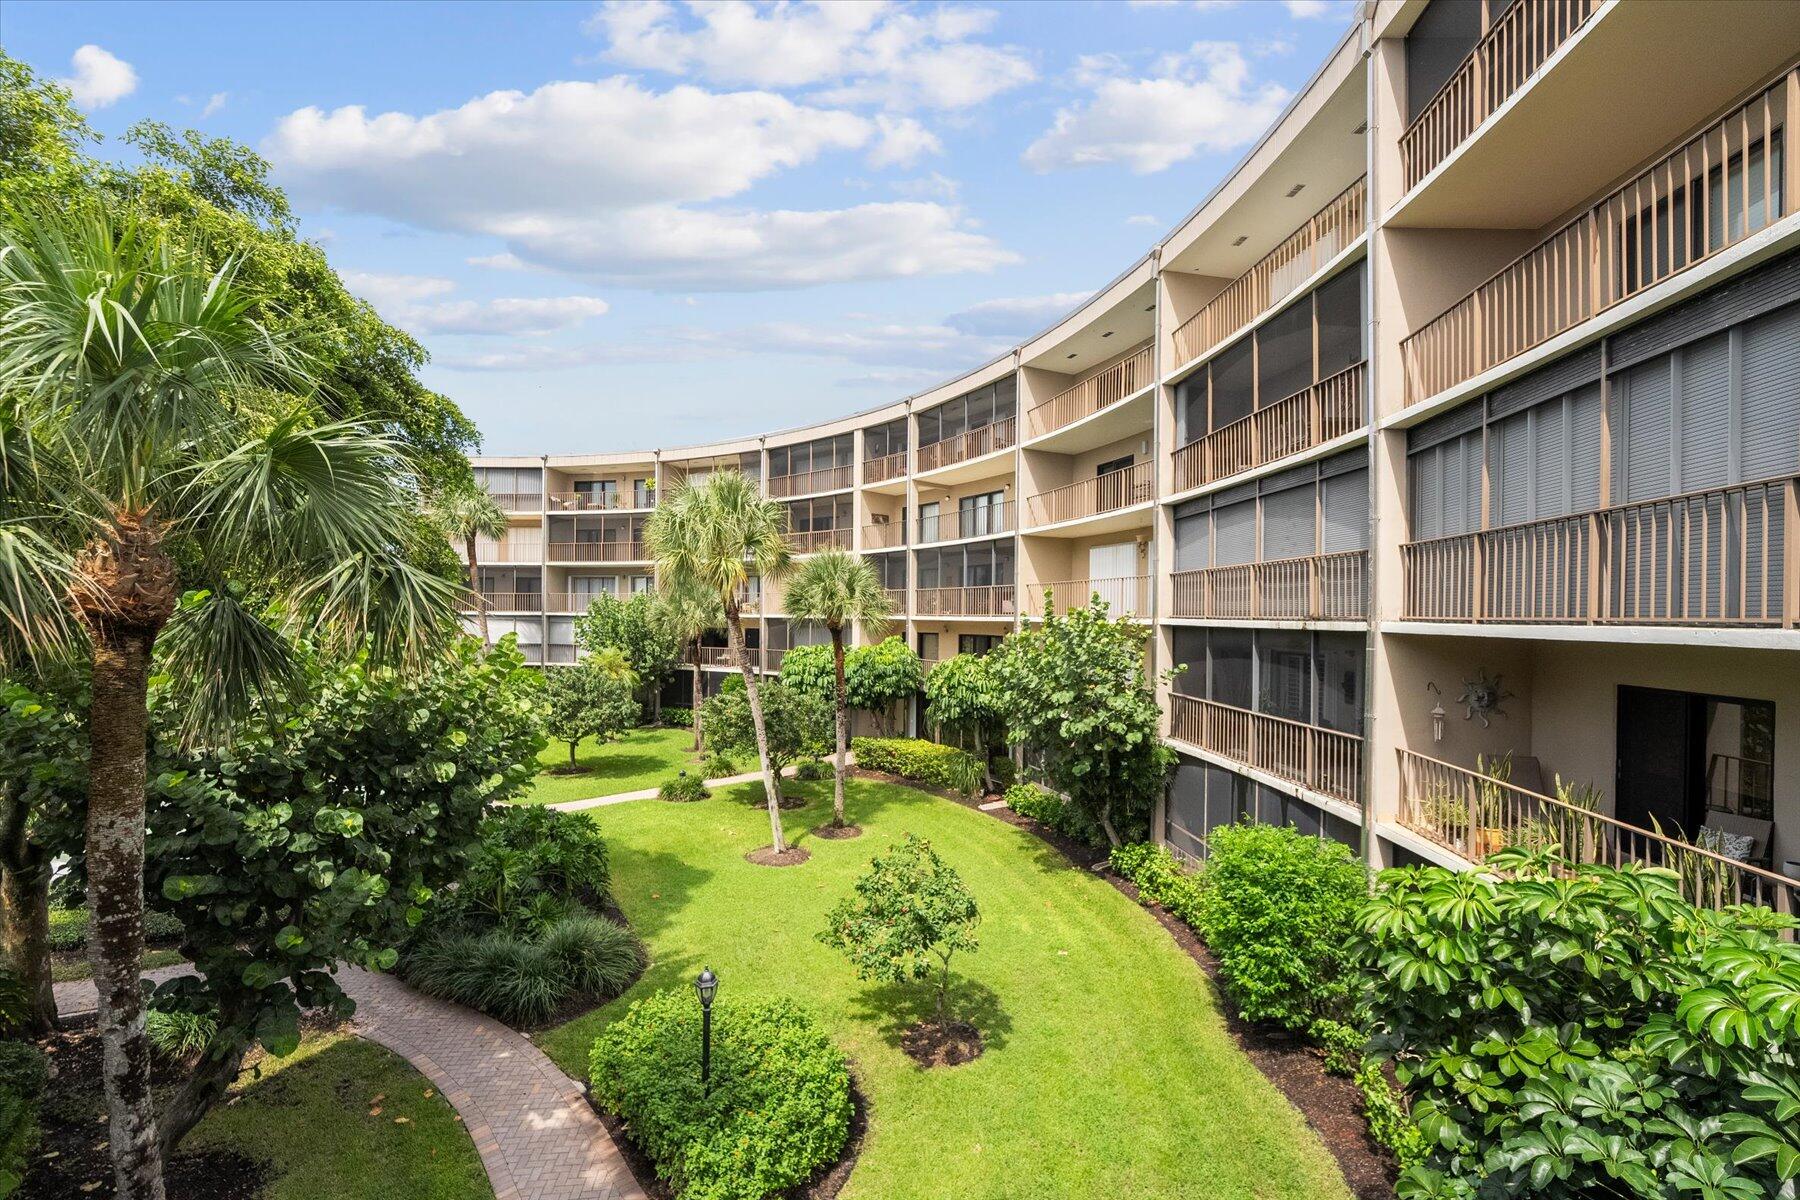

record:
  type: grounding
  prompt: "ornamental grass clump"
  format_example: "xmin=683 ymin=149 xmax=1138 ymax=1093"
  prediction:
xmin=590 ymin=991 xmax=852 ymax=1200
xmin=660 ymin=771 xmax=710 ymax=801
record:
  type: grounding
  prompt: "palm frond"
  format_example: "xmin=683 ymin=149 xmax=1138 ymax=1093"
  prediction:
xmin=0 ymin=519 xmax=84 ymax=662
xmin=292 ymin=553 xmax=460 ymax=670
xmin=784 ymin=548 xmax=893 ymax=634
xmin=645 ymin=470 xmax=790 ymax=611
xmin=155 ymin=586 xmax=301 ymax=748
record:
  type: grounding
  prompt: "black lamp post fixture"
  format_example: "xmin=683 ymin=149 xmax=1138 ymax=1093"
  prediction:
xmin=694 ymin=967 xmax=718 ymax=1094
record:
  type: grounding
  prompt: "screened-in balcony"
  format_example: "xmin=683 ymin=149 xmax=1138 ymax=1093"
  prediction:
xmin=460 ymin=590 xmax=543 ymax=613
xmin=1025 ymin=462 xmax=1153 ymax=528
xmin=787 ymin=527 xmax=851 ymax=554
xmin=547 ymin=540 xmax=647 ymax=563
xmin=1168 ymin=694 xmax=1362 ymax=808
xmin=917 ymin=502 xmax=1012 ymax=545
xmin=917 ymin=418 xmax=1017 ymax=473
xmin=1025 ymin=342 xmax=1154 ymax=439
xmin=1026 ymin=575 xmax=1150 ymax=618
xmin=862 ymin=520 xmax=906 ymax=550
xmin=863 ymin=452 xmax=907 ymax=484
xmin=1403 ymin=62 xmax=1797 ymax=406
xmin=547 ymin=488 xmax=652 ymax=512
xmin=1171 ymin=551 xmax=1367 ymax=622
xmin=1172 ymin=363 xmax=1364 ymax=493
xmin=767 ymin=464 xmax=853 ymax=498
xmin=484 ymin=492 xmax=544 ymax=513
xmin=913 ymin=585 xmax=1016 ymax=618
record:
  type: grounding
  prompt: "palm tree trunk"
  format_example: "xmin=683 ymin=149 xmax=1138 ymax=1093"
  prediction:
xmin=466 ymin=534 xmax=489 ymax=646
xmin=728 ymin=613 xmax=785 ymax=853
xmin=86 ymin=626 xmax=166 ymax=1200
xmin=829 ymin=626 xmax=849 ymax=827
xmin=690 ymin=651 xmax=704 ymax=752
xmin=0 ymin=802 xmax=56 ymax=1034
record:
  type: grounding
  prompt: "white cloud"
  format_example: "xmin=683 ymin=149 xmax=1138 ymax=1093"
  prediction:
xmin=59 ymin=45 xmax=137 ymax=110
xmin=267 ymin=77 xmax=1013 ymax=289
xmin=1023 ymin=42 xmax=1288 ymax=174
xmin=342 ymin=271 xmax=609 ymax=335
xmin=1284 ymin=0 xmax=1347 ymax=18
xmin=467 ymin=252 xmax=528 ymax=271
xmin=943 ymin=292 xmax=1091 ymax=337
xmin=890 ymin=172 xmax=960 ymax=201
xmin=1125 ymin=213 xmax=1160 ymax=227
xmin=588 ymin=0 xmax=1035 ymax=111
xmin=201 ymin=91 xmax=228 ymax=118
xmin=866 ymin=114 xmax=941 ymax=169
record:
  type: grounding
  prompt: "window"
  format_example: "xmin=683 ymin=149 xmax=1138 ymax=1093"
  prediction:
xmin=1209 ymin=340 xmax=1255 ymax=432
xmin=917 ymin=632 xmax=939 ymax=661
xmin=1258 ymin=300 xmax=1313 ymax=409
xmin=958 ymin=490 xmax=1005 ymax=537
xmin=630 ymin=575 xmax=652 ymax=594
xmin=1315 ymin=263 xmax=1365 ymax=378
xmin=570 ymin=576 xmax=618 ymax=601
xmin=1095 ymin=454 xmax=1134 ymax=478
xmin=633 ymin=478 xmax=653 ymax=507
xmin=958 ymin=634 xmax=1001 ymax=656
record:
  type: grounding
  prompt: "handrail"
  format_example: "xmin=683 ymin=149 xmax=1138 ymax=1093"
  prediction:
xmin=547 ymin=540 xmax=647 ymax=562
xmin=484 ymin=492 xmax=544 ymax=512
xmin=863 ymin=451 xmax=907 ymax=484
xmin=767 ymin=464 xmax=853 ymax=498
xmin=1027 ymin=576 xmax=1150 ymax=617
xmin=547 ymin=490 xmax=651 ymax=511
xmin=1171 ymin=178 xmax=1365 ymax=369
xmin=477 ymin=539 xmax=543 ymax=563
xmin=1025 ymin=462 xmax=1153 ymax=526
xmin=786 ymin=527 xmax=852 ymax=553
xmin=916 ymin=502 xmax=1012 ymax=544
xmin=862 ymin=520 xmax=906 ymax=550
xmin=1403 ymin=62 xmax=1798 ymax=405
xmin=1171 ymin=551 xmax=1368 ymax=621
xmin=461 ymin=591 xmax=543 ymax=612
xmin=1025 ymin=342 xmax=1154 ymax=438
xmin=1169 ymin=694 xmax=1363 ymax=807
xmin=916 ymin=416 xmax=1017 ymax=473
xmin=1171 ymin=362 xmax=1364 ymax=492
xmin=1396 ymin=748 xmax=1798 ymax=921
xmin=913 ymin=585 xmax=1016 ymax=617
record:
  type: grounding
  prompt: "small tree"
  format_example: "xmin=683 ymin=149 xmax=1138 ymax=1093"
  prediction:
xmin=922 ymin=653 xmax=1005 ymax=791
xmin=703 ymin=678 xmax=828 ymax=783
xmin=818 ymin=834 xmax=979 ymax=1029
xmin=574 ymin=592 xmax=683 ymax=717
xmin=988 ymin=599 xmax=1177 ymax=847
xmin=542 ymin=648 xmax=639 ymax=769
xmin=777 ymin=642 xmax=835 ymax=702
xmin=846 ymin=637 xmax=922 ymax=736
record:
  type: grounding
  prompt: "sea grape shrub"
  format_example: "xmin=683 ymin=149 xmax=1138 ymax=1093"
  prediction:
xmin=590 ymin=991 xmax=851 ymax=1200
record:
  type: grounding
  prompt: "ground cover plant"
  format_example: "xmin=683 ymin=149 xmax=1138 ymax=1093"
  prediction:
xmin=659 ymin=771 xmax=710 ymax=802
xmin=537 ymin=778 xmax=1353 ymax=1200
xmin=590 ymin=990 xmax=852 ymax=1200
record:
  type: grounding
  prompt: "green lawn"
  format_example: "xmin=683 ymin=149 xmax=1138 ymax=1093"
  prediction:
xmin=187 ymin=1028 xmax=493 ymax=1200
xmin=51 ymin=946 xmax=185 ymax=982
xmin=523 ymin=724 xmax=703 ymax=806
xmin=541 ymin=780 xmax=1352 ymax=1200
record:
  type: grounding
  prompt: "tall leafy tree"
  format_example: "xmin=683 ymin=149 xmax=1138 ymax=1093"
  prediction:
xmin=783 ymin=551 xmax=892 ymax=829
xmin=429 ymin=479 xmax=507 ymax=643
xmin=923 ymin=653 xmax=1006 ymax=792
xmin=541 ymin=647 xmax=639 ymax=768
xmin=846 ymin=636 xmax=923 ymax=736
xmin=0 ymin=204 xmax=457 ymax=1200
xmin=657 ymin=582 xmax=723 ymax=751
xmin=645 ymin=473 xmax=793 ymax=852
xmin=573 ymin=590 xmax=683 ymax=716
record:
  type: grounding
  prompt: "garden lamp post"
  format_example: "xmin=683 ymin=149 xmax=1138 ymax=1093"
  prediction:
xmin=695 ymin=967 xmax=718 ymax=1094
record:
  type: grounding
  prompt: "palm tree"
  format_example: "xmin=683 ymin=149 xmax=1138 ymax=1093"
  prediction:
xmin=646 ymin=472 xmax=791 ymax=850
xmin=784 ymin=551 xmax=892 ymax=829
xmin=0 ymin=205 xmax=457 ymax=1199
xmin=657 ymin=581 xmax=722 ymax=752
xmin=431 ymin=479 xmax=508 ymax=644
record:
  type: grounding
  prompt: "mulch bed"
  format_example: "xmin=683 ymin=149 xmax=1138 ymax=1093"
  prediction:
xmin=744 ymin=846 xmax=812 ymax=867
xmin=899 ymin=1020 xmax=983 ymax=1068
xmin=545 ymin=764 xmax=593 ymax=776
xmin=24 ymin=1013 xmax=269 ymax=1200
xmin=810 ymin=823 xmax=863 ymax=840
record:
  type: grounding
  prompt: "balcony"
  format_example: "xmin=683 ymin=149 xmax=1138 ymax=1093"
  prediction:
xmin=916 ymin=417 xmax=1016 ymax=473
xmin=547 ymin=490 xmax=651 ymax=512
xmin=480 ymin=541 xmax=542 ymax=563
xmin=1400 ymin=477 xmax=1797 ymax=628
xmin=1169 ymin=694 xmax=1362 ymax=808
xmin=1025 ymin=462 xmax=1153 ymax=528
xmin=1172 ymin=363 xmax=1364 ymax=493
xmin=485 ymin=492 xmax=544 ymax=513
xmin=767 ymin=464 xmax=853 ymax=498
xmin=1403 ymin=63 xmax=1797 ymax=406
xmin=544 ymin=644 xmax=577 ymax=665
xmin=1396 ymin=749 xmax=1797 ymax=920
xmin=1400 ymin=0 xmax=1599 ymax=192
xmin=547 ymin=540 xmax=647 ymax=563
xmin=1170 ymin=178 xmax=1365 ymax=370
xmin=786 ymin=527 xmax=851 ymax=554
xmin=1025 ymin=342 xmax=1154 ymax=439
xmin=697 ymin=645 xmax=745 ymax=668
xmin=883 ymin=586 xmax=907 ymax=612
xmin=461 ymin=590 xmax=543 ymax=613
xmin=914 ymin=585 xmax=1016 ymax=618
xmin=1170 ymin=551 xmax=1368 ymax=622
xmin=917 ymin=503 xmax=1012 ymax=545
xmin=1026 ymin=575 xmax=1149 ymax=618
xmin=864 ymin=452 xmax=907 ymax=484
xmin=862 ymin=520 xmax=906 ymax=550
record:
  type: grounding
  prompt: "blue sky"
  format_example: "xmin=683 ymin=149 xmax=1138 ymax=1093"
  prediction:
xmin=5 ymin=0 xmax=1355 ymax=454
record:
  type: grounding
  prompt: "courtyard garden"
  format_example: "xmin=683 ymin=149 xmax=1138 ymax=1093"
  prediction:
xmin=526 ymin=723 xmax=705 ymax=806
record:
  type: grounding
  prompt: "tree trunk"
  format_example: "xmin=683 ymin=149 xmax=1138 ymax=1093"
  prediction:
xmin=728 ymin=612 xmax=785 ymax=853
xmin=0 ymin=807 xmax=56 ymax=1034
xmin=829 ymin=626 xmax=849 ymax=827
xmin=690 ymin=654 xmax=704 ymax=752
xmin=1097 ymin=796 xmax=1121 ymax=848
xmin=465 ymin=534 xmax=489 ymax=646
xmin=156 ymin=1008 xmax=249 ymax=1158
xmin=936 ymin=950 xmax=954 ymax=1027
xmin=568 ymin=738 xmax=578 ymax=768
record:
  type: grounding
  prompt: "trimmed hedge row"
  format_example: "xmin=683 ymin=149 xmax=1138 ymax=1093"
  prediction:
xmin=49 ymin=906 xmax=184 ymax=953
xmin=849 ymin=737 xmax=980 ymax=795
xmin=1003 ymin=783 xmax=1103 ymax=848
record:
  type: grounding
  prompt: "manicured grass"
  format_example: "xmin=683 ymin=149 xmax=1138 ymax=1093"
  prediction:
xmin=51 ymin=946 xmax=185 ymax=983
xmin=186 ymin=1028 xmax=493 ymax=1200
xmin=541 ymin=780 xmax=1352 ymax=1200
xmin=522 ymin=724 xmax=703 ymax=806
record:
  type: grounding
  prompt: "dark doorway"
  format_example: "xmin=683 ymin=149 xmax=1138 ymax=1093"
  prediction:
xmin=1616 ymin=686 xmax=1700 ymax=840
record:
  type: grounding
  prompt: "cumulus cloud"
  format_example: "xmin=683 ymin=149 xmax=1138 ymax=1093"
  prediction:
xmin=1023 ymin=41 xmax=1288 ymax=174
xmin=587 ymin=0 xmax=1034 ymax=111
xmin=343 ymin=271 xmax=609 ymax=335
xmin=943 ymin=292 xmax=1092 ymax=338
xmin=890 ymin=172 xmax=960 ymax=201
xmin=266 ymin=76 xmax=1011 ymax=289
xmin=59 ymin=45 xmax=137 ymax=110
xmin=467 ymin=251 xmax=528 ymax=270
xmin=1125 ymin=213 xmax=1160 ymax=227
xmin=866 ymin=114 xmax=941 ymax=169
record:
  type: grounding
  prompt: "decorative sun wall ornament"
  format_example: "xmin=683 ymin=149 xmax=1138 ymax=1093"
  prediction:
xmin=1458 ymin=670 xmax=1513 ymax=728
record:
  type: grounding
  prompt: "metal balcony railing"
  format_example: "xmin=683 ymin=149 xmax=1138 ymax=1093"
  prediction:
xmin=767 ymin=464 xmax=853 ymax=498
xmin=913 ymin=585 xmax=1016 ymax=618
xmin=1025 ymin=342 xmax=1154 ymax=439
xmin=1169 ymin=694 xmax=1362 ymax=807
xmin=786 ymin=527 xmax=852 ymax=554
xmin=547 ymin=490 xmax=652 ymax=511
xmin=1171 ymin=363 xmax=1364 ymax=492
xmin=862 ymin=520 xmax=906 ymax=550
xmin=1170 ymin=551 xmax=1368 ymax=621
xmin=1025 ymin=462 xmax=1153 ymax=527
xmin=916 ymin=503 xmax=1012 ymax=544
xmin=484 ymin=492 xmax=544 ymax=513
xmin=916 ymin=417 xmax=1017 ymax=473
xmin=1027 ymin=576 xmax=1150 ymax=618
xmin=863 ymin=452 xmax=907 ymax=484
xmin=460 ymin=591 xmax=543 ymax=613
xmin=546 ymin=541 xmax=647 ymax=562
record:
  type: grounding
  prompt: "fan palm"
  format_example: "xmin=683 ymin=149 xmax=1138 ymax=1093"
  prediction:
xmin=657 ymin=581 xmax=723 ymax=751
xmin=784 ymin=550 xmax=892 ymax=828
xmin=645 ymin=471 xmax=792 ymax=850
xmin=0 ymin=204 xmax=457 ymax=1198
xmin=430 ymin=479 xmax=508 ymax=644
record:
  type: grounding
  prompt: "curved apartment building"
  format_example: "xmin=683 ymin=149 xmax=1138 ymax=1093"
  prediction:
xmin=470 ymin=1 xmax=1800 ymax=910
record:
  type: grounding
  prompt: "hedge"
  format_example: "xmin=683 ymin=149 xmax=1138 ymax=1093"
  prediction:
xmin=849 ymin=737 xmax=981 ymax=795
xmin=1004 ymin=783 xmax=1103 ymax=848
xmin=1108 ymin=842 xmax=1204 ymax=928
xmin=49 ymin=906 xmax=184 ymax=952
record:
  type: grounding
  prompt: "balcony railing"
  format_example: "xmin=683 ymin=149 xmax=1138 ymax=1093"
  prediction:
xmin=1171 ymin=178 xmax=1366 ymax=369
xmin=696 ymin=645 xmax=746 ymax=668
xmin=1025 ymin=462 xmax=1153 ymax=527
xmin=914 ymin=585 xmax=1016 ymax=618
xmin=883 ymin=586 xmax=907 ymax=612
xmin=916 ymin=417 xmax=1017 ymax=473
xmin=1397 ymin=749 xmax=1798 ymax=921
xmin=1401 ymin=477 xmax=1797 ymax=627
xmin=786 ymin=527 xmax=851 ymax=554
xmin=477 ymin=541 xmax=542 ymax=563
xmin=1169 ymin=694 xmax=1362 ymax=807
xmin=1027 ymin=575 xmax=1150 ymax=618
xmin=1172 ymin=363 xmax=1365 ymax=492
xmin=547 ymin=541 xmax=647 ymax=562
xmin=1171 ymin=551 xmax=1368 ymax=621
xmin=461 ymin=591 xmax=543 ymax=612
xmin=545 ymin=644 xmax=577 ymax=665
xmin=1025 ymin=342 xmax=1154 ymax=439
xmin=547 ymin=490 xmax=651 ymax=511
xmin=917 ymin=503 xmax=1012 ymax=544
xmin=1400 ymin=0 xmax=1599 ymax=191
xmin=1403 ymin=63 xmax=1797 ymax=405
xmin=862 ymin=520 xmax=906 ymax=550
xmin=767 ymin=464 xmax=852 ymax=498
xmin=864 ymin=452 xmax=907 ymax=484
xmin=485 ymin=492 xmax=543 ymax=513
xmin=548 ymin=592 xmax=643 ymax=613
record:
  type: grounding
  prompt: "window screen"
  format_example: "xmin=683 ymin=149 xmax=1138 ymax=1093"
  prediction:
xmin=1258 ymin=300 xmax=1313 ymax=409
xmin=1210 ymin=340 xmax=1255 ymax=431
xmin=1405 ymin=0 xmax=1483 ymax=124
xmin=1315 ymin=263 xmax=1365 ymax=378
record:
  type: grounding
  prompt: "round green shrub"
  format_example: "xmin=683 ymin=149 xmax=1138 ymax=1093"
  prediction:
xmin=146 ymin=1005 xmax=219 ymax=1059
xmin=660 ymin=772 xmax=710 ymax=802
xmin=793 ymin=758 xmax=830 ymax=782
xmin=48 ymin=906 xmax=184 ymax=952
xmin=701 ymin=751 xmax=738 ymax=779
xmin=590 ymin=991 xmax=852 ymax=1200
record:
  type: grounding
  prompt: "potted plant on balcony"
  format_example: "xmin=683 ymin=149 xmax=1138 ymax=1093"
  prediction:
xmin=1472 ymin=752 xmax=1515 ymax=859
